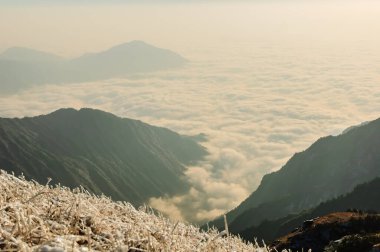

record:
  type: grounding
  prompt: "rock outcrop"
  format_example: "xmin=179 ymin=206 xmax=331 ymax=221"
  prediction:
xmin=272 ymin=212 xmax=380 ymax=252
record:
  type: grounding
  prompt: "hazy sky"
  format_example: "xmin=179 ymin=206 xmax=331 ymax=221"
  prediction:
xmin=2 ymin=1 xmax=380 ymax=58
xmin=1 ymin=0 xmax=380 ymax=223
xmin=1 ymin=0 xmax=252 ymax=4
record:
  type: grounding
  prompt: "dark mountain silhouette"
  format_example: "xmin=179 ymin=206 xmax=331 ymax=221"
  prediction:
xmin=0 ymin=41 xmax=187 ymax=94
xmin=271 ymin=212 xmax=380 ymax=252
xmin=207 ymin=117 xmax=380 ymax=237
xmin=239 ymin=177 xmax=380 ymax=243
xmin=0 ymin=108 xmax=206 ymax=205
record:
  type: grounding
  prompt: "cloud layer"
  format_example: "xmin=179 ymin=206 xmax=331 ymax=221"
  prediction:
xmin=1 ymin=42 xmax=380 ymax=224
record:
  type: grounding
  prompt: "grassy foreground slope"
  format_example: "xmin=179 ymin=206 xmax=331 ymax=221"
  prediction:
xmin=0 ymin=170 xmax=271 ymax=252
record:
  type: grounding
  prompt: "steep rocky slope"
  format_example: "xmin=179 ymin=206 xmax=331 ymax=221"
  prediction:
xmin=208 ymin=117 xmax=380 ymax=234
xmin=0 ymin=108 xmax=206 ymax=205
xmin=239 ymin=177 xmax=380 ymax=243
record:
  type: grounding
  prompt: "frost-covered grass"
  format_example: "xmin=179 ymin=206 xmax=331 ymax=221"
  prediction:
xmin=0 ymin=170 xmax=274 ymax=252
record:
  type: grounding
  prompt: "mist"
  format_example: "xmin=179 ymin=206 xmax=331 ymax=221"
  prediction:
xmin=1 ymin=0 xmax=380 ymax=223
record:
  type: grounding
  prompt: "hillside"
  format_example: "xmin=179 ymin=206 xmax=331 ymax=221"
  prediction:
xmin=272 ymin=212 xmax=380 ymax=252
xmin=0 ymin=170 xmax=269 ymax=251
xmin=0 ymin=41 xmax=187 ymax=94
xmin=239 ymin=177 xmax=380 ymax=243
xmin=208 ymin=117 xmax=380 ymax=235
xmin=0 ymin=108 xmax=206 ymax=206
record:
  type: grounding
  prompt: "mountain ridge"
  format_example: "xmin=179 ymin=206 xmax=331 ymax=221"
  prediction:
xmin=0 ymin=41 xmax=187 ymax=94
xmin=207 ymin=116 xmax=380 ymax=237
xmin=0 ymin=108 xmax=206 ymax=206
xmin=239 ymin=176 xmax=380 ymax=244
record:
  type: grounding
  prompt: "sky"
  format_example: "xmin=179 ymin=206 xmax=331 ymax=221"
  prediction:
xmin=1 ymin=0 xmax=380 ymax=223
xmin=0 ymin=0 xmax=253 ymax=4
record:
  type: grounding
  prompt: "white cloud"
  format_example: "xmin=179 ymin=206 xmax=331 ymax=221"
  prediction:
xmin=1 ymin=40 xmax=380 ymax=224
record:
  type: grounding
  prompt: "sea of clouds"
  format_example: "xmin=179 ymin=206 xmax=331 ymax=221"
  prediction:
xmin=1 ymin=41 xmax=380 ymax=223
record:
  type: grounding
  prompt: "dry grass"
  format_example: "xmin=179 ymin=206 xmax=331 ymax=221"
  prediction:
xmin=0 ymin=170 xmax=275 ymax=252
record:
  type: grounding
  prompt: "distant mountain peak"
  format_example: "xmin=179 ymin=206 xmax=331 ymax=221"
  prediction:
xmin=102 ymin=40 xmax=183 ymax=57
xmin=0 ymin=41 xmax=187 ymax=94
xmin=69 ymin=40 xmax=187 ymax=78
xmin=0 ymin=47 xmax=63 ymax=62
xmin=98 ymin=41 xmax=147 ymax=54
xmin=121 ymin=40 xmax=149 ymax=47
